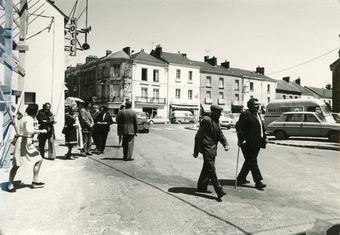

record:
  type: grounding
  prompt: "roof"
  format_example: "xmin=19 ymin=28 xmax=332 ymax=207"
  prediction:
xmin=305 ymin=86 xmax=332 ymax=99
xmin=158 ymin=52 xmax=198 ymax=67
xmin=131 ymin=51 xmax=166 ymax=66
xmin=101 ymin=50 xmax=130 ymax=60
xmin=189 ymin=59 xmax=276 ymax=82
xmin=276 ymin=80 xmax=302 ymax=93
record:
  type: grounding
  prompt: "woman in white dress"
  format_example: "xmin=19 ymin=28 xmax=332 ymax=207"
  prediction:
xmin=8 ymin=104 xmax=47 ymax=192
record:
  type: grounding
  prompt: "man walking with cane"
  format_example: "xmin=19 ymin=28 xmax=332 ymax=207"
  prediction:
xmin=236 ymin=98 xmax=267 ymax=190
xmin=193 ymin=105 xmax=229 ymax=201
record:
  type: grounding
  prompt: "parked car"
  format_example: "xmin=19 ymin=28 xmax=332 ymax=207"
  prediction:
xmin=136 ymin=112 xmax=150 ymax=133
xmin=227 ymin=113 xmax=240 ymax=127
xmin=267 ymin=111 xmax=340 ymax=142
xmin=219 ymin=113 xmax=232 ymax=129
xmin=332 ymin=112 xmax=340 ymax=123
xmin=148 ymin=116 xmax=170 ymax=124
xmin=170 ymin=110 xmax=195 ymax=124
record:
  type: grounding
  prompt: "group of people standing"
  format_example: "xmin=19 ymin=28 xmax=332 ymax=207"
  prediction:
xmin=63 ymin=101 xmax=114 ymax=159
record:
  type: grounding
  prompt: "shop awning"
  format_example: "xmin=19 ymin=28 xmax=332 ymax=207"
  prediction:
xmin=171 ymin=104 xmax=199 ymax=110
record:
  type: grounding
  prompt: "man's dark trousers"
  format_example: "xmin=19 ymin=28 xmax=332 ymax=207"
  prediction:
xmin=122 ymin=134 xmax=134 ymax=160
xmin=238 ymin=144 xmax=263 ymax=183
xmin=97 ymin=131 xmax=109 ymax=152
xmin=197 ymin=154 xmax=223 ymax=193
xmin=82 ymin=132 xmax=92 ymax=154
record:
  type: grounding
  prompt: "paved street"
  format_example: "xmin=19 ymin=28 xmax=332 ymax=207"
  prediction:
xmin=0 ymin=124 xmax=339 ymax=234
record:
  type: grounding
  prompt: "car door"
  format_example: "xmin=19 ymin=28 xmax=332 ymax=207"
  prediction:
xmin=301 ymin=113 xmax=321 ymax=137
xmin=284 ymin=113 xmax=303 ymax=136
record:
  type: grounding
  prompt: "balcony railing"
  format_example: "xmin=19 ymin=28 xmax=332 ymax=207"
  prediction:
xmin=135 ymin=96 xmax=166 ymax=104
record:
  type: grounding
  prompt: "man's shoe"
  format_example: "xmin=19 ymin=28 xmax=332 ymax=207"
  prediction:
xmin=7 ymin=185 xmax=16 ymax=193
xmin=255 ymin=182 xmax=266 ymax=190
xmin=196 ymin=189 xmax=212 ymax=194
xmin=237 ymin=178 xmax=250 ymax=185
xmin=217 ymin=190 xmax=227 ymax=200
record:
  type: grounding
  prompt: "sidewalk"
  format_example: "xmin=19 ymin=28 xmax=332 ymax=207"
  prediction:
xmin=185 ymin=125 xmax=340 ymax=151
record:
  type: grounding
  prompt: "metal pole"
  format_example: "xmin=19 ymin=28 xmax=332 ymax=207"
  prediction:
xmin=235 ymin=145 xmax=240 ymax=189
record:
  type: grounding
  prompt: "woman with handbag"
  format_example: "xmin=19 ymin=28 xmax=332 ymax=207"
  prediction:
xmin=8 ymin=104 xmax=47 ymax=192
xmin=63 ymin=106 xmax=78 ymax=159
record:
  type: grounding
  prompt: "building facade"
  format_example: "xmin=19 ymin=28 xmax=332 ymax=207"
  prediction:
xmin=151 ymin=46 xmax=200 ymax=119
xmin=276 ymin=77 xmax=302 ymax=100
xmin=131 ymin=50 xmax=168 ymax=118
xmin=330 ymin=52 xmax=340 ymax=112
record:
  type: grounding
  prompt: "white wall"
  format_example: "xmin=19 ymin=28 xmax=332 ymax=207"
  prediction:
xmin=132 ymin=63 xmax=168 ymax=117
xmin=167 ymin=64 xmax=200 ymax=107
xmin=24 ymin=1 xmax=65 ymax=139
xmin=243 ymin=78 xmax=277 ymax=107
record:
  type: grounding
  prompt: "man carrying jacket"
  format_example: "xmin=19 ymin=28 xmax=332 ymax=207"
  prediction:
xmin=236 ymin=98 xmax=267 ymax=190
xmin=193 ymin=105 xmax=229 ymax=201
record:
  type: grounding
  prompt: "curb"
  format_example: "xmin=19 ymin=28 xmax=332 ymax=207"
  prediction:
xmin=267 ymin=140 xmax=340 ymax=151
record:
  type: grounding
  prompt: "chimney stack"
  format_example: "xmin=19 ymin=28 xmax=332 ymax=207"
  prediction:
xmin=204 ymin=56 xmax=209 ymax=62
xmin=221 ymin=60 xmax=230 ymax=69
xmin=154 ymin=45 xmax=162 ymax=58
xmin=256 ymin=66 xmax=265 ymax=75
xmin=106 ymin=50 xmax=112 ymax=56
xmin=122 ymin=46 xmax=131 ymax=56
xmin=85 ymin=55 xmax=98 ymax=64
xmin=207 ymin=56 xmax=217 ymax=66
xmin=295 ymin=78 xmax=301 ymax=85
xmin=283 ymin=76 xmax=290 ymax=83
xmin=326 ymin=84 xmax=332 ymax=90
xmin=181 ymin=53 xmax=187 ymax=58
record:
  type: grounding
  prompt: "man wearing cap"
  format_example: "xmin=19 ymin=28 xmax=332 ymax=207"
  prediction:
xmin=236 ymin=98 xmax=267 ymax=190
xmin=193 ymin=104 xmax=229 ymax=201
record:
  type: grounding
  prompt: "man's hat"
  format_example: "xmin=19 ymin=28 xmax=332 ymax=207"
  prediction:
xmin=210 ymin=105 xmax=223 ymax=111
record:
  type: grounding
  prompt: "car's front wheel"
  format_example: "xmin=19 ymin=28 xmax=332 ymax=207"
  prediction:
xmin=274 ymin=130 xmax=287 ymax=140
xmin=328 ymin=131 xmax=339 ymax=142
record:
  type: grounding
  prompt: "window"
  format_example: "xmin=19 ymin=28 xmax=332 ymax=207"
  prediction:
xmin=206 ymin=76 xmax=211 ymax=87
xmin=142 ymin=68 xmax=148 ymax=81
xmin=141 ymin=87 xmax=148 ymax=98
xmin=219 ymin=92 xmax=224 ymax=99
xmin=289 ymin=96 xmax=293 ymax=99
xmin=219 ymin=77 xmax=224 ymax=88
xmin=175 ymin=89 xmax=181 ymax=99
xmin=250 ymin=95 xmax=254 ymax=99
xmin=285 ymin=114 xmax=303 ymax=122
xmin=176 ymin=69 xmax=181 ymax=81
xmin=235 ymin=80 xmax=240 ymax=91
xmin=295 ymin=96 xmax=298 ymax=99
xmin=89 ymin=87 xmax=93 ymax=96
xmin=206 ymin=91 xmax=211 ymax=98
xmin=267 ymin=97 xmax=270 ymax=103
xmin=153 ymin=88 xmax=159 ymax=98
xmin=283 ymin=95 xmax=286 ymax=99
xmin=153 ymin=70 xmax=159 ymax=82
xmin=250 ymin=82 xmax=254 ymax=91
xmin=235 ymin=94 xmax=239 ymax=101
xmin=188 ymin=71 xmax=193 ymax=82
xmin=304 ymin=114 xmax=319 ymax=123
xmin=267 ymin=84 xmax=270 ymax=93
xmin=188 ymin=89 xmax=193 ymax=100
xmin=24 ymin=92 xmax=36 ymax=104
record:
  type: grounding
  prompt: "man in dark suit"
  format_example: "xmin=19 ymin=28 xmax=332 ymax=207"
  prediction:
xmin=91 ymin=105 xmax=101 ymax=153
xmin=96 ymin=106 xmax=114 ymax=154
xmin=116 ymin=101 xmax=137 ymax=161
xmin=236 ymin=98 xmax=267 ymax=190
xmin=37 ymin=102 xmax=56 ymax=160
xmin=193 ymin=105 xmax=229 ymax=201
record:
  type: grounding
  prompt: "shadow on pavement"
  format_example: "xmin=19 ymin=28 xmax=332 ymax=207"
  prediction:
xmin=101 ymin=157 xmax=124 ymax=161
xmin=168 ymin=187 xmax=217 ymax=200
xmin=218 ymin=179 xmax=255 ymax=189
xmin=1 ymin=180 xmax=32 ymax=192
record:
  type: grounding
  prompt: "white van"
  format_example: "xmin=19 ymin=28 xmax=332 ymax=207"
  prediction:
xmin=170 ymin=111 xmax=195 ymax=124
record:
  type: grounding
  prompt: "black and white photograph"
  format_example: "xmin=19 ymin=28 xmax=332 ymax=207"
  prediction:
xmin=0 ymin=0 xmax=340 ymax=234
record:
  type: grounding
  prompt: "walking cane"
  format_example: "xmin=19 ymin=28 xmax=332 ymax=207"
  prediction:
xmin=235 ymin=145 xmax=240 ymax=189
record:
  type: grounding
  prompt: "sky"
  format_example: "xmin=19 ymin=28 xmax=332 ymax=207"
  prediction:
xmin=55 ymin=0 xmax=340 ymax=88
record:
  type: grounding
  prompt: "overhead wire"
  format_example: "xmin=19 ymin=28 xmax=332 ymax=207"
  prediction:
xmin=268 ymin=46 xmax=340 ymax=75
